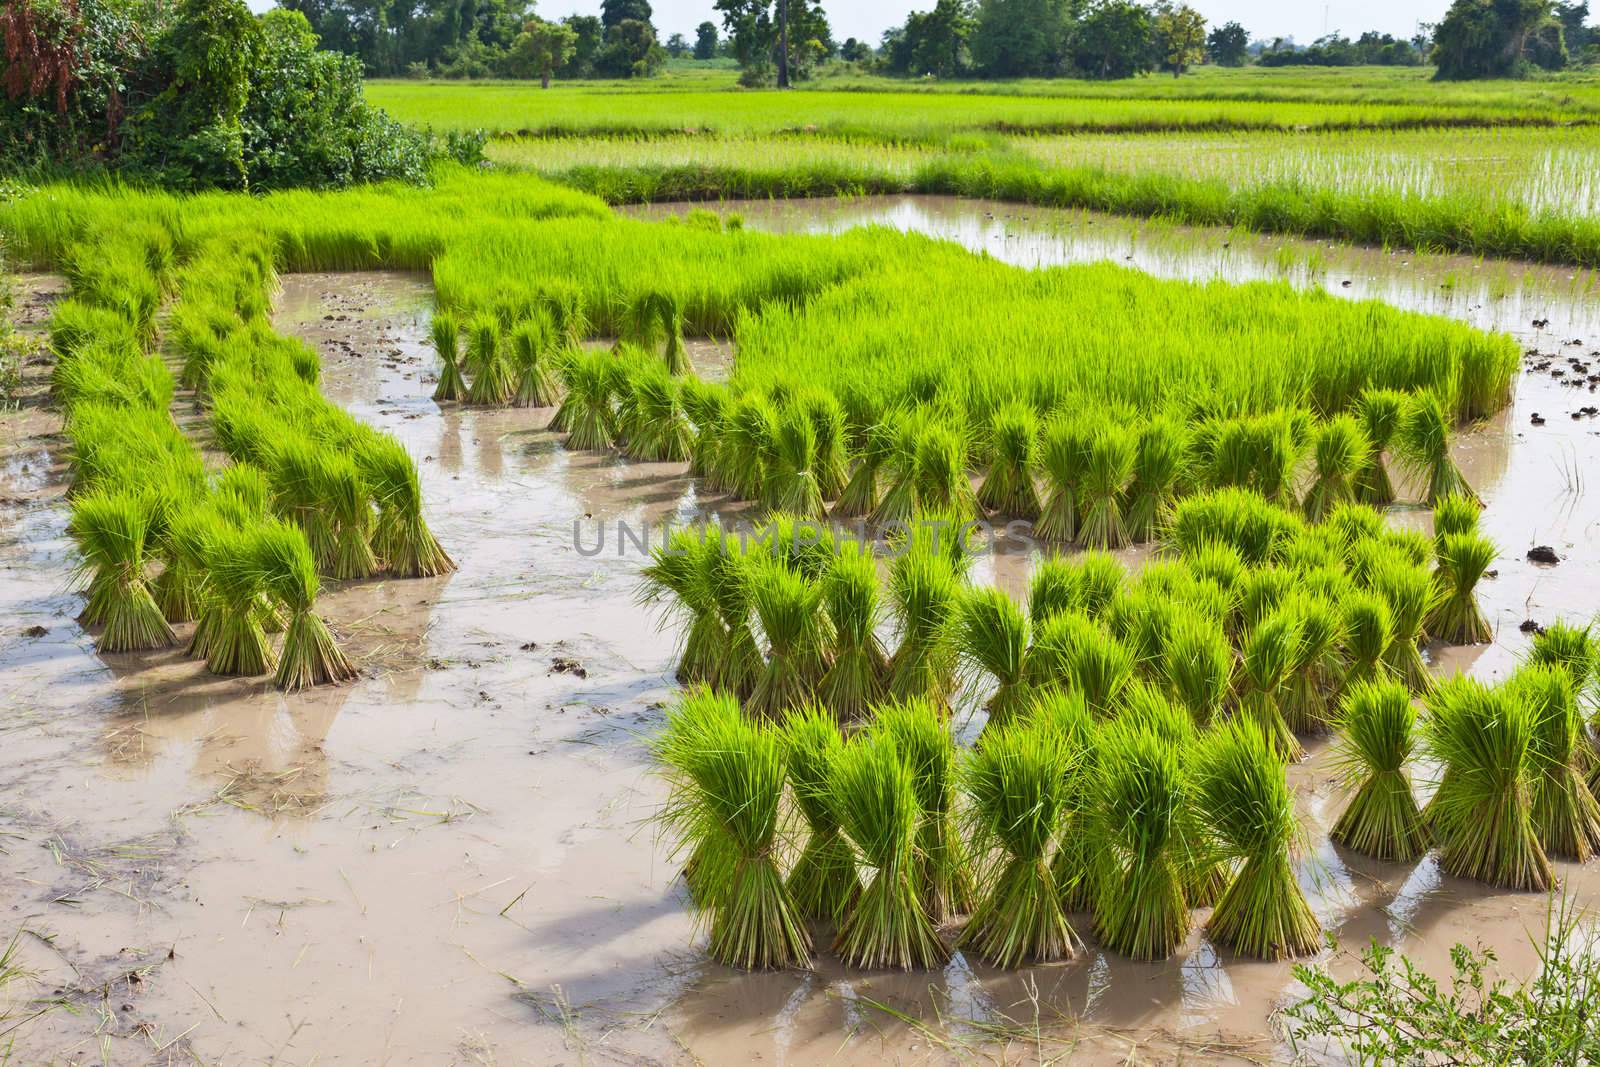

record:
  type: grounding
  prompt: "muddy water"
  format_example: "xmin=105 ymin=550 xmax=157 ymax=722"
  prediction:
xmin=0 ymin=214 xmax=1598 ymax=1065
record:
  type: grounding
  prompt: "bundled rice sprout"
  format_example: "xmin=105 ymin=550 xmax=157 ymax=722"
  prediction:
xmin=1170 ymin=487 xmax=1299 ymax=566
xmin=1160 ymin=606 xmax=1233 ymax=723
xmin=956 ymin=585 xmax=1031 ymax=727
xmin=360 ymin=435 xmax=455 ymax=578
xmin=1207 ymin=414 xmax=1299 ymax=506
xmin=1238 ymin=607 xmax=1305 ymax=761
xmin=70 ymin=489 xmax=177 ymax=652
xmin=707 ymin=536 xmax=763 ymax=700
xmin=1354 ymin=388 xmax=1404 ymax=507
xmin=1340 ymin=590 xmax=1397 ymax=689
xmin=626 ymin=291 xmax=690 ymax=376
xmin=203 ymin=525 xmax=280 ymax=676
xmin=250 ymin=519 xmax=357 ymax=690
xmin=625 ymin=371 xmax=693 ymax=462
xmin=722 ymin=392 xmax=779 ymax=502
xmin=1027 ymin=610 xmax=1134 ymax=717
xmin=828 ymin=730 xmax=948 ymax=970
xmin=465 ymin=313 xmax=514 ymax=405
xmin=509 ymin=315 xmax=561 ymax=408
xmin=1196 ymin=719 xmax=1322 ymax=960
xmin=655 ymin=690 xmax=811 ymax=969
xmin=763 ymin=406 xmax=824 ymax=517
xmin=1369 ymin=549 xmax=1437 ymax=694
xmin=317 ymin=453 xmax=378 ymax=581
xmin=1301 ymin=416 xmax=1370 ymax=522
xmin=836 ymin=414 xmax=897 ymax=518
xmin=1530 ymin=622 xmax=1596 ymax=692
xmin=1396 ymin=391 xmax=1478 ymax=506
xmin=886 ymin=546 xmax=961 ymax=705
xmin=553 ymin=350 xmax=616 ymax=452
xmin=913 ymin=422 xmax=977 ymax=521
xmin=430 ymin=310 xmax=464 ymax=402
xmin=1077 ymin=424 xmax=1135 ymax=550
xmin=1515 ymin=664 xmax=1600 ymax=862
xmin=746 ymin=559 xmax=828 ymax=719
xmin=682 ymin=379 xmax=728 ymax=485
xmin=802 ymin=392 xmax=850 ymax=501
xmin=1428 ymin=532 xmax=1495 ymax=645
xmin=1126 ymin=416 xmax=1186 ymax=543
xmin=1092 ymin=716 xmax=1193 ymax=960
xmin=782 ymin=705 xmax=862 ymax=922
xmin=961 ymin=720 xmax=1080 ymax=966
xmin=976 ymin=400 xmax=1041 ymax=519
xmin=877 ymin=697 xmax=973 ymax=922
xmin=1329 ymin=681 xmax=1429 ymax=861
xmin=1431 ymin=492 xmax=1480 ymax=544
xmin=638 ymin=527 xmax=725 ymax=686
xmin=815 ymin=547 xmax=889 ymax=721
xmin=1281 ymin=593 xmax=1345 ymax=735
xmin=1035 ymin=414 xmax=1091 ymax=543
xmin=1424 ymin=676 xmax=1552 ymax=891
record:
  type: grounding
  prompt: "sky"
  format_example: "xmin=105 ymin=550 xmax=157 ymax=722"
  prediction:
xmin=246 ymin=0 xmax=1446 ymax=49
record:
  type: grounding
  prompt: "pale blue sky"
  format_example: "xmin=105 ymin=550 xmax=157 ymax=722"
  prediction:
xmin=249 ymin=0 xmax=1447 ymax=50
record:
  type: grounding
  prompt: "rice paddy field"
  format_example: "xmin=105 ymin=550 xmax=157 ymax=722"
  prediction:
xmin=5 ymin=65 xmax=1600 ymax=1065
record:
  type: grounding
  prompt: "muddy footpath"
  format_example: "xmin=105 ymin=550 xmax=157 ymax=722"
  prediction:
xmin=1 ymin=203 xmax=1600 ymax=1066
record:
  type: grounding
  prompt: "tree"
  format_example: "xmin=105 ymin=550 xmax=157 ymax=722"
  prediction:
xmin=714 ymin=0 xmax=833 ymax=83
xmin=970 ymin=0 xmax=1073 ymax=77
xmin=840 ymin=35 xmax=871 ymax=61
xmin=562 ymin=14 xmax=604 ymax=74
xmin=509 ymin=16 xmax=577 ymax=86
xmin=693 ymin=19 xmax=718 ymax=57
xmin=1432 ymin=0 xmax=1564 ymax=78
xmin=600 ymin=0 xmax=651 ymax=31
xmin=1073 ymin=0 xmax=1154 ymax=78
xmin=598 ymin=16 xmax=664 ymax=76
xmin=890 ymin=0 xmax=976 ymax=76
xmin=1555 ymin=1 xmax=1591 ymax=49
xmin=1151 ymin=1 xmax=1205 ymax=74
xmin=665 ymin=31 xmax=687 ymax=55
xmin=1206 ymin=18 xmax=1248 ymax=65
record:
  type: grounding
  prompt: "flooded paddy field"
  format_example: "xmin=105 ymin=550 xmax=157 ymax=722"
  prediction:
xmin=4 ymin=198 xmax=1600 ymax=1064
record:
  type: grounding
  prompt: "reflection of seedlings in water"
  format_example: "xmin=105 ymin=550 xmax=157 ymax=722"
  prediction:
xmin=771 ymin=972 xmax=817 ymax=1063
xmin=1083 ymin=951 xmax=1111 ymax=1016
xmin=1178 ymin=940 xmax=1237 ymax=1028
xmin=1302 ymin=838 xmax=1362 ymax=923
xmin=940 ymin=951 xmax=1001 ymax=1033
xmin=1384 ymin=855 xmax=1443 ymax=941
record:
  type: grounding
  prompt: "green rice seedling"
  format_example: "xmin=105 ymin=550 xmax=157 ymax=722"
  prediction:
xmin=1529 ymin=622 xmax=1595 ymax=700
xmin=836 ymin=413 xmax=897 ymax=518
xmin=956 ymin=585 xmax=1031 ymax=727
xmin=1369 ymin=549 xmax=1437 ymax=694
xmin=1239 ymin=607 xmax=1305 ymax=761
xmin=682 ymin=378 xmax=728 ymax=485
xmin=782 ymin=705 xmax=862 ymax=923
xmin=509 ymin=316 xmax=560 ymax=408
xmin=70 ymin=490 xmax=176 ymax=653
xmin=1208 ymin=414 xmax=1300 ymax=506
xmin=1326 ymin=500 xmax=1387 ymax=561
xmin=315 ymin=453 xmax=378 ymax=581
xmin=1340 ymin=589 xmax=1397 ymax=690
xmin=1108 ymin=586 xmax=1177 ymax=675
xmin=913 ymin=422 xmax=976 ymax=521
xmin=1281 ymin=593 xmax=1346 ymax=735
xmin=466 ymin=313 xmax=514 ymax=405
xmin=1353 ymin=388 xmax=1405 ymax=507
xmin=886 ymin=546 xmax=961 ymax=706
xmin=706 ymin=538 xmax=763 ymax=699
xmin=430 ymin=310 xmax=464 ymax=403
xmin=657 ymin=692 xmax=811 ymax=969
xmin=1035 ymin=414 xmax=1092 ymax=543
xmin=1170 ymin=487 xmax=1300 ymax=566
xmin=1302 ymin=416 xmax=1371 ymax=523
xmin=1126 ymin=416 xmax=1186 ymax=544
xmin=746 ymin=560 xmax=827 ymax=719
xmin=1025 ymin=688 xmax=1100 ymax=911
xmin=1329 ymin=681 xmax=1429 ymax=862
xmin=269 ymin=438 xmax=337 ymax=569
xmin=961 ymin=720 xmax=1080 ymax=966
xmin=1077 ymin=424 xmax=1135 ymax=550
xmin=1516 ymin=664 xmax=1600 ymax=862
xmin=653 ymin=687 xmax=740 ymax=905
xmin=877 ymin=697 xmax=973 ymax=922
xmin=1456 ymin=336 xmax=1518 ymax=423
xmin=800 ymin=391 xmax=850 ymax=501
xmin=1092 ymin=717 xmax=1193 ymax=960
xmin=1428 ymin=532 xmax=1495 ymax=645
xmin=360 ymin=435 xmax=455 ymax=578
xmin=763 ymin=406 xmax=825 ymax=517
xmin=828 ymin=730 xmax=948 ymax=970
xmin=1027 ymin=611 xmax=1134 ymax=717
xmin=1396 ymin=391 xmax=1478 ymax=507
xmin=816 ymin=547 xmax=889 ymax=721
xmin=1074 ymin=551 xmax=1127 ymax=621
xmin=627 ymin=371 xmax=694 ymax=463
xmin=1385 ymin=527 xmax=1436 ymax=570
xmin=626 ymin=291 xmax=690 ymax=376
xmin=1236 ymin=565 xmax=1294 ymax=637
xmin=868 ymin=413 xmax=925 ymax=527
xmin=1432 ymin=492 xmax=1480 ymax=544
xmin=1424 ymin=676 xmax=1552 ymax=891
xmin=1196 ymin=719 xmax=1322 ymax=960
xmin=252 ymin=520 xmax=358 ymax=690
xmin=721 ymin=392 xmax=780 ymax=502
xmin=204 ymin=525 xmax=280 ymax=676
xmin=1026 ymin=555 xmax=1077 ymax=625
xmin=977 ymin=400 xmax=1041 ymax=520
xmin=638 ymin=527 xmax=726 ymax=686
xmin=1183 ymin=539 xmax=1247 ymax=602
xmin=1161 ymin=606 xmax=1234 ymax=724
xmin=552 ymin=350 xmax=616 ymax=452
xmin=542 ymin=284 xmax=588 ymax=350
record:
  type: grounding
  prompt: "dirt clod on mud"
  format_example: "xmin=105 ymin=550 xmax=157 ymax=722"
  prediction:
xmin=1527 ymin=545 xmax=1562 ymax=564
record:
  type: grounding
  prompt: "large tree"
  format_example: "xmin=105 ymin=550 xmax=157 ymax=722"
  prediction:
xmin=599 ymin=0 xmax=651 ymax=30
xmin=1073 ymin=0 xmax=1153 ymax=78
xmin=1432 ymin=0 xmax=1565 ymax=78
xmin=1206 ymin=19 xmax=1248 ymax=65
xmin=693 ymin=19 xmax=718 ymax=57
xmin=1151 ymin=1 xmax=1205 ymax=74
xmin=714 ymin=0 xmax=832 ymax=83
xmin=970 ymin=0 xmax=1073 ymax=77
xmin=889 ymin=0 xmax=976 ymax=76
xmin=508 ymin=16 xmax=576 ymax=85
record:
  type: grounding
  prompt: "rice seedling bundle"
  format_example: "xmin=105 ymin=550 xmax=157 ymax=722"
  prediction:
xmin=359 ymin=435 xmax=455 ymax=578
xmin=1077 ymin=424 xmax=1136 ymax=550
xmin=639 ymin=527 xmax=726 ymax=686
xmin=1367 ymin=549 xmax=1437 ymax=694
xmin=1108 ymin=586 xmax=1177 ymax=674
xmin=816 ymin=547 xmax=889 ymax=721
xmin=1125 ymin=416 xmax=1186 ymax=543
xmin=69 ymin=490 xmax=178 ymax=653
xmin=1423 ymin=676 xmax=1552 ymax=891
xmin=1515 ymin=664 xmax=1600 ymax=862
xmin=656 ymin=690 xmax=812 ymax=969
xmin=1236 ymin=565 xmax=1294 ymax=637
xmin=1091 ymin=715 xmax=1194 ymax=960
xmin=1026 ymin=611 xmax=1134 ymax=717
xmin=1431 ymin=492 xmax=1479 ymax=544
xmin=430 ymin=310 xmax=465 ymax=402
xmin=203 ymin=525 xmax=281 ymax=676
xmin=1238 ymin=607 xmax=1305 ymax=761
xmin=801 ymin=391 xmax=850 ymax=501
xmin=1196 ymin=719 xmax=1322 ymax=959
xmin=553 ymin=350 xmax=617 ymax=452
xmin=956 ymin=585 xmax=1031 ymax=727
xmin=1427 ymin=532 xmax=1495 ymax=645
xmin=886 ymin=546 xmax=961 ymax=706
xmin=763 ymin=406 xmax=825 ymax=517
xmin=1160 ymin=606 xmax=1233 ymax=723
xmin=1026 ymin=555 xmax=1078 ymax=626
xmin=1339 ymin=590 xmax=1397 ymax=690
xmin=912 ymin=422 xmax=977 ymax=521
xmin=706 ymin=536 xmax=764 ymax=700
xmin=1035 ymin=414 xmax=1092 ymax=543
xmin=1281 ymin=593 xmax=1346 ymax=734
xmin=828 ymin=730 xmax=949 ymax=970
xmin=1329 ymin=681 xmax=1429 ymax=861
xmin=625 ymin=370 xmax=694 ymax=463
xmin=251 ymin=520 xmax=358 ymax=691
xmin=315 ymin=453 xmax=378 ymax=581
xmin=509 ymin=315 xmax=561 ymax=408
xmin=721 ymin=392 xmax=779 ymax=501
xmin=835 ymin=413 xmax=897 ymax=518
xmin=746 ymin=560 xmax=828 ymax=718
xmin=626 ymin=291 xmax=690 ymax=376
xmin=466 ymin=313 xmax=515 ymax=405
xmin=782 ymin=705 xmax=862 ymax=922
xmin=876 ymin=697 xmax=973 ymax=922
xmin=961 ymin=720 xmax=1080 ymax=966
xmin=1396 ymin=391 xmax=1478 ymax=506
xmin=1529 ymin=622 xmax=1595 ymax=694
xmin=1206 ymin=414 xmax=1300 ymax=506
xmin=1170 ymin=487 xmax=1300 ymax=566
xmin=1353 ymin=388 xmax=1404 ymax=507
xmin=1024 ymin=688 xmax=1101 ymax=911
xmin=682 ymin=378 xmax=729 ymax=485
xmin=1302 ymin=416 xmax=1371 ymax=523
xmin=976 ymin=400 xmax=1041 ymax=520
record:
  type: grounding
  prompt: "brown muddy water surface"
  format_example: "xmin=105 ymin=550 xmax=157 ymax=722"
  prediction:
xmin=2 ymin=199 xmax=1600 ymax=1065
